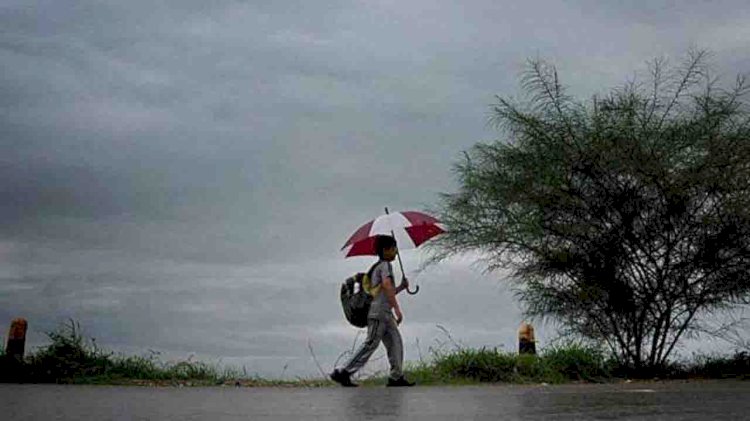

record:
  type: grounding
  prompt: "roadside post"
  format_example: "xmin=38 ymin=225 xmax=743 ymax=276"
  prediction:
xmin=518 ymin=321 xmax=536 ymax=355
xmin=6 ymin=318 xmax=28 ymax=361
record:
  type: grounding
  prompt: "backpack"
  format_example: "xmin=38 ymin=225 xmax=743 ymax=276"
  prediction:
xmin=339 ymin=262 xmax=382 ymax=328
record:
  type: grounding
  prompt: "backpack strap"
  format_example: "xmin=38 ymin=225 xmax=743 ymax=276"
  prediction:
xmin=366 ymin=260 xmax=380 ymax=280
xmin=363 ymin=260 xmax=383 ymax=296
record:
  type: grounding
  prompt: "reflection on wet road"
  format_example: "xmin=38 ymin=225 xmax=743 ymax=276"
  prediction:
xmin=2 ymin=381 xmax=749 ymax=420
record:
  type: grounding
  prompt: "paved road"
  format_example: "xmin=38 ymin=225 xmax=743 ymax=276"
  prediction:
xmin=2 ymin=381 xmax=749 ymax=420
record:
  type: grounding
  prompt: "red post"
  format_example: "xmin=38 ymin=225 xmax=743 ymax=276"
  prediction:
xmin=6 ymin=318 xmax=28 ymax=361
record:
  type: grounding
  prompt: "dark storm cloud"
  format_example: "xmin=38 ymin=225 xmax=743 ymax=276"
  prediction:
xmin=2 ymin=0 xmax=748 ymax=375
xmin=2 ymin=0 xmax=489 ymax=264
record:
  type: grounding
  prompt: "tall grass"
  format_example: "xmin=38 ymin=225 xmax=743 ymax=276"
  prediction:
xmin=2 ymin=320 xmax=747 ymax=385
xmin=399 ymin=343 xmax=749 ymax=384
xmin=396 ymin=343 xmax=613 ymax=385
xmin=684 ymin=352 xmax=750 ymax=380
xmin=542 ymin=343 xmax=614 ymax=381
xmin=1 ymin=320 xmax=241 ymax=385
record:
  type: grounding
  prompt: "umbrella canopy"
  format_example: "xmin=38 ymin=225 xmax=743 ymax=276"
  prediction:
xmin=341 ymin=210 xmax=444 ymax=258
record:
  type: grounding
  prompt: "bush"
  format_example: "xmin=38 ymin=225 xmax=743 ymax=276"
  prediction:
xmin=2 ymin=320 xmax=233 ymax=384
xmin=688 ymin=352 xmax=750 ymax=379
xmin=404 ymin=342 xmax=616 ymax=384
xmin=516 ymin=354 xmax=562 ymax=383
xmin=541 ymin=343 xmax=613 ymax=381
xmin=5 ymin=319 xmax=747 ymax=385
xmin=24 ymin=320 xmax=107 ymax=381
xmin=433 ymin=347 xmax=517 ymax=382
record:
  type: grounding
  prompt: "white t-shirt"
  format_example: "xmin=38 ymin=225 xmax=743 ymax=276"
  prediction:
xmin=368 ymin=260 xmax=394 ymax=319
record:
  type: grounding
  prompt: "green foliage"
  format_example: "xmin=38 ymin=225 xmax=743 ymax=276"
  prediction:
xmin=4 ymin=320 xmax=747 ymax=385
xmin=396 ymin=344 xmax=615 ymax=385
xmin=430 ymin=346 xmax=616 ymax=384
xmin=24 ymin=319 xmax=107 ymax=381
xmin=428 ymin=50 xmax=750 ymax=372
xmin=400 ymin=343 xmax=748 ymax=384
xmin=433 ymin=347 xmax=518 ymax=382
xmin=541 ymin=343 xmax=614 ymax=381
xmin=687 ymin=351 xmax=750 ymax=379
xmin=411 ymin=361 xmax=477 ymax=385
xmin=2 ymin=320 xmax=235 ymax=384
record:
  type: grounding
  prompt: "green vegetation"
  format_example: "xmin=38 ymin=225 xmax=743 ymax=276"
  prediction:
xmin=1 ymin=321 xmax=747 ymax=386
xmin=678 ymin=352 xmax=750 ymax=380
xmin=0 ymin=320 xmax=240 ymax=385
xmin=427 ymin=50 xmax=750 ymax=375
xmin=365 ymin=344 xmax=615 ymax=385
xmin=388 ymin=345 xmax=749 ymax=385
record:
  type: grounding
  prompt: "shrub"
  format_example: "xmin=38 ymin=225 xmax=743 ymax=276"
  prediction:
xmin=688 ymin=352 xmax=750 ymax=379
xmin=433 ymin=347 xmax=517 ymax=382
xmin=541 ymin=343 xmax=613 ymax=381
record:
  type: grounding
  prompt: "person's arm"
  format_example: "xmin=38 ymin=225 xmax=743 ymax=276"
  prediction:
xmin=386 ymin=262 xmax=409 ymax=295
xmin=382 ymin=276 xmax=403 ymax=324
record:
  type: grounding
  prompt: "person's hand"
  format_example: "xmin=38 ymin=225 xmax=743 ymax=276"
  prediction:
xmin=394 ymin=308 xmax=403 ymax=325
xmin=400 ymin=277 xmax=409 ymax=289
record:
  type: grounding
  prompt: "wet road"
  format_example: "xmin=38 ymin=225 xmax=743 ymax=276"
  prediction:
xmin=2 ymin=381 xmax=749 ymax=420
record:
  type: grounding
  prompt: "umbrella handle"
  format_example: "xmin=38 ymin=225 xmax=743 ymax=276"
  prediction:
xmin=385 ymin=207 xmax=420 ymax=295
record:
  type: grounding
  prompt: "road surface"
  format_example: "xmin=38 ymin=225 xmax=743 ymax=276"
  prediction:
xmin=2 ymin=380 xmax=749 ymax=420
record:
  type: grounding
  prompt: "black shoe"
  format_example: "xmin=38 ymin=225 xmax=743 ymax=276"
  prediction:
xmin=386 ymin=376 xmax=415 ymax=387
xmin=330 ymin=369 xmax=358 ymax=387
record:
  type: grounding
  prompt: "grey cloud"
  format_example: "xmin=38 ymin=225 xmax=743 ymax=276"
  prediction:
xmin=2 ymin=0 xmax=748 ymax=376
xmin=0 ymin=251 xmax=529 ymax=377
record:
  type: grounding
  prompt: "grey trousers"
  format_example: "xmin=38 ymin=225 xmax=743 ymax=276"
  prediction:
xmin=343 ymin=314 xmax=403 ymax=379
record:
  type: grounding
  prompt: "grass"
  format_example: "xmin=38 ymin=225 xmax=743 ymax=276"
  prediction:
xmin=680 ymin=352 xmax=750 ymax=380
xmin=2 ymin=320 xmax=748 ymax=386
xmin=359 ymin=342 xmax=749 ymax=386
xmin=386 ymin=343 xmax=614 ymax=385
xmin=1 ymin=320 xmax=242 ymax=386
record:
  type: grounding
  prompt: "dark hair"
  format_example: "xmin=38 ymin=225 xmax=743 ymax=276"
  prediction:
xmin=374 ymin=235 xmax=397 ymax=260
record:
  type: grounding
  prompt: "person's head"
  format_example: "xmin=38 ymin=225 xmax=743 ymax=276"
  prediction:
xmin=375 ymin=235 xmax=398 ymax=261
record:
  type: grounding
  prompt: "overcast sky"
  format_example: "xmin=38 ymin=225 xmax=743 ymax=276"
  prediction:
xmin=2 ymin=0 xmax=749 ymax=378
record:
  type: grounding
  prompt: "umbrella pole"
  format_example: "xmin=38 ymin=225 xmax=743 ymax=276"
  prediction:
xmin=385 ymin=207 xmax=419 ymax=295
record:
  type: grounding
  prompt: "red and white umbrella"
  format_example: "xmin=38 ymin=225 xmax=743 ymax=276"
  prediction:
xmin=341 ymin=209 xmax=445 ymax=258
xmin=341 ymin=209 xmax=444 ymax=294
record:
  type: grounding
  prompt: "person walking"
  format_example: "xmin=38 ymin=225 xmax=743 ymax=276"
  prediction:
xmin=331 ymin=235 xmax=415 ymax=387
